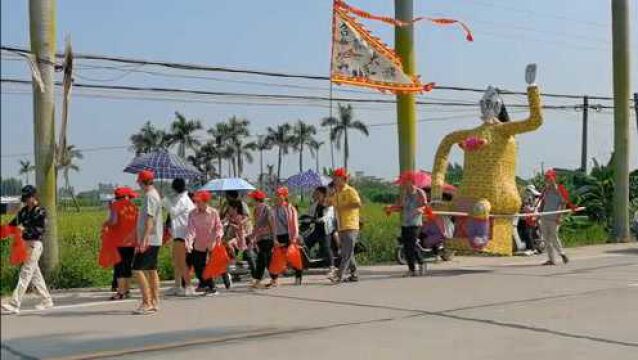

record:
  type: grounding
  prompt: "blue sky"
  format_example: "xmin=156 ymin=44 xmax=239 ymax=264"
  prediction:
xmin=1 ymin=0 xmax=636 ymax=191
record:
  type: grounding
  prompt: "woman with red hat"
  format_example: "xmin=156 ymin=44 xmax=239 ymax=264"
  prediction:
xmin=107 ymin=186 xmax=139 ymax=300
xmin=269 ymin=186 xmax=302 ymax=287
xmin=393 ymin=171 xmax=428 ymax=277
xmin=247 ymin=189 xmax=276 ymax=289
xmin=185 ymin=190 xmax=224 ymax=294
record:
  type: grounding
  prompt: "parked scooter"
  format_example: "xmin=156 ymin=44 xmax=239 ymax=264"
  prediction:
xmin=395 ymin=216 xmax=455 ymax=265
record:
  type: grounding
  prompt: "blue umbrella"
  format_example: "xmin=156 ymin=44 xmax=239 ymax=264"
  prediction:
xmin=199 ymin=178 xmax=256 ymax=193
xmin=286 ymin=170 xmax=324 ymax=190
xmin=124 ymin=150 xmax=202 ymax=180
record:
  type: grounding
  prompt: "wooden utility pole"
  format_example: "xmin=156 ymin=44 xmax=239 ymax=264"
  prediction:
xmin=611 ymin=0 xmax=631 ymax=242
xmin=395 ymin=0 xmax=417 ymax=173
xmin=580 ymin=96 xmax=589 ymax=172
xmin=633 ymin=93 xmax=638 ymax=136
xmin=29 ymin=0 xmax=59 ymax=273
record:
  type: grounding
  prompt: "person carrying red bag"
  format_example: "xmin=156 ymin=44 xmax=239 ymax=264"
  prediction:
xmin=105 ymin=186 xmax=139 ymax=301
xmin=268 ymin=186 xmax=303 ymax=288
xmin=247 ymin=189 xmax=276 ymax=289
xmin=1 ymin=185 xmax=53 ymax=315
xmin=186 ymin=190 xmax=224 ymax=295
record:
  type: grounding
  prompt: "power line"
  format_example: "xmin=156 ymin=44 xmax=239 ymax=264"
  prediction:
xmin=3 ymin=77 xmax=615 ymax=110
xmin=1 ymin=46 xmax=626 ymax=101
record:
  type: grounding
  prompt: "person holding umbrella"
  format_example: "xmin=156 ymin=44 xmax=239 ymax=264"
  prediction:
xmin=133 ymin=170 xmax=163 ymax=315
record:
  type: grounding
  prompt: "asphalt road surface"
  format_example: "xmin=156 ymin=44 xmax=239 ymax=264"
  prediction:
xmin=2 ymin=243 xmax=637 ymax=360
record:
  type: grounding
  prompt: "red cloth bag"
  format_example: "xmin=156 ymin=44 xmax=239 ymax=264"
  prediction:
xmin=203 ymin=243 xmax=230 ymax=280
xmin=286 ymin=244 xmax=303 ymax=271
xmin=98 ymin=224 xmax=121 ymax=268
xmin=1 ymin=225 xmax=29 ymax=265
xmin=269 ymin=246 xmax=288 ymax=275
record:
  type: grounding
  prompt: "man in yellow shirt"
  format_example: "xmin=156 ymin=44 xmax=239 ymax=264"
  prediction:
xmin=328 ymin=168 xmax=361 ymax=283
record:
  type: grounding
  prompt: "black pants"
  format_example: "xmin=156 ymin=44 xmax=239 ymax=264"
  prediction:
xmin=114 ymin=247 xmax=135 ymax=279
xmin=191 ymin=250 xmax=215 ymax=290
xmin=402 ymin=226 xmax=423 ymax=271
xmin=242 ymin=248 xmax=257 ymax=279
xmin=271 ymin=234 xmax=303 ymax=281
xmin=305 ymin=228 xmax=334 ymax=268
xmin=254 ymin=239 xmax=274 ymax=281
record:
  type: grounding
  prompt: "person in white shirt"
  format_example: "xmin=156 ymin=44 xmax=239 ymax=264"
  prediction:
xmin=163 ymin=178 xmax=195 ymax=296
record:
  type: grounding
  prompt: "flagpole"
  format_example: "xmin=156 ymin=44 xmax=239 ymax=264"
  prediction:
xmin=395 ymin=0 xmax=417 ymax=174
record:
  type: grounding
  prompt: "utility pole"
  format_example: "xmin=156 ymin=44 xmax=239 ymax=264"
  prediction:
xmin=29 ymin=0 xmax=59 ymax=273
xmin=580 ymin=96 xmax=589 ymax=173
xmin=395 ymin=0 xmax=417 ymax=173
xmin=633 ymin=93 xmax=638 ymax=136
xmin=611 ymin=0 xmax=631 ymax=242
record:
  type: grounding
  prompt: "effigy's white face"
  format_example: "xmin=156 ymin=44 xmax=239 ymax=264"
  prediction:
xmin=480 ymin=86 xmax=503 ymax=123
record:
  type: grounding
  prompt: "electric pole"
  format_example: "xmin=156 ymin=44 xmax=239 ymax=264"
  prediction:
xmin=581 ymin=96 xmax=589 ymax=173
xmin=395 ymin=0 xmax=417 ymax=173
xmin=611 ymin=0 xmax=631 ymax=242
xmin=29 ymin=0 xmax=59 ymax=273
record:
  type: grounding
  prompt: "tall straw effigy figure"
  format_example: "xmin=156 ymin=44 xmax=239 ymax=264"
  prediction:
xmin=430 ymin=65 xmax=543 ymax=255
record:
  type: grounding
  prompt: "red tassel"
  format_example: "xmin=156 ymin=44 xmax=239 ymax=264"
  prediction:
xmin=558 ymin=184 xmax=578 ymax=211
xmin=425 ymin=206 xmax=436 ymax=221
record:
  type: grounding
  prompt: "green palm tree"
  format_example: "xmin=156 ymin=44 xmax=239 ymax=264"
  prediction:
xmin=256 ymin=136 xmax=272 ymax=187
xmin=226 ymin=117 xmax=253 ymax=177
xmin=188 ymin=141 xmax=218 ymax=181
xmin=292 ymin=120 xmax=318 ymax=174
xmin=266 ymin=123 xmax=294 ymax=181
xmin=57 ymin=145 xmax=83 ymax=211
xmin=208 ymin=122 xmax=233 ymax=177
xmin=311 ymin=141 xmax=324 ymax=173
xmin=129 ymin=121 xmax=170 ymax=155
xmin=166 ymin=111 xmax=202 ymax=158
xmin=18 ymin=159 xmax=35 ymax=185
xmin=321 ymin=104 xmax=369 ymax=170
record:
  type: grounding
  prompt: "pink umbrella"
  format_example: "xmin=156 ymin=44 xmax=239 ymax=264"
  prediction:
xmin=394 ymin=170 xmax=457 ymax=194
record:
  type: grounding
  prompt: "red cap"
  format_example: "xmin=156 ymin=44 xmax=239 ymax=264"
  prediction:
xmin=332 ymin=167 xmax=348 ymax=178
xmin=248 ymin=190 xmax=267 ymax=201
xmin=114 ymin=186 xmax=139 ymax=199
xmin=544 ymin=168 xmax=557 ymax=181
xmin=137 ymin=170 xmax=155 ymax=183
xmin=193 ymin=190 xmax=212 ymax=203
xmin=275 ymin=186 xmax=289 ymax=198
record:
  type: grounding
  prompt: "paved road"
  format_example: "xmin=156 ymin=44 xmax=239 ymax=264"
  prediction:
xmin=2 ymin=243 xmax=637 ymax=360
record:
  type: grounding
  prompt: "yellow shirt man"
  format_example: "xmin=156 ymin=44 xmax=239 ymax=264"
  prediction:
xmin=331 ymin=183 xmax=361 ymax=231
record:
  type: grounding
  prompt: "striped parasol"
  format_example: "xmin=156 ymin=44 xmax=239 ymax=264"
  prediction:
xmin=123 ymin=150 xmax=202 ymax=180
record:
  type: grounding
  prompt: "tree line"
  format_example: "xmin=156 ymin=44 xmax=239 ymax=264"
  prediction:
xmin=128 ymin=103 xmax=369 ymax=182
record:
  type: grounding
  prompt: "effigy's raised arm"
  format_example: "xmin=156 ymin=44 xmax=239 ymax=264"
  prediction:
xmin=431 ymin=129 xmax=470 ymax=202
xmin=499 ymin=86 xmax=543 ymax=135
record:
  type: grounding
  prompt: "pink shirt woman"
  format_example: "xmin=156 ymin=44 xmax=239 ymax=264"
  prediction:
xmin=186 ymin=194 xmax=223 ymax=253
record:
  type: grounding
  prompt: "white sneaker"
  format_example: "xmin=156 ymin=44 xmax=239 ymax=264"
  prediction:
xmin=35 ymin=300 xmax=54 ymax=311
xmin=1 ymin=303 xmax=20 ymax=315
xmin=184 ymin=286 xmax=196 ymax=297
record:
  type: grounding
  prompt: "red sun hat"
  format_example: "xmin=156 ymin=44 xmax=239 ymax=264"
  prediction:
xmin=123 ymin=187 xmax=139 ymax=198
xmin=544 ymin=168 xmax=557 ymax=181
xmin=248 ymin=190 xmax=267 ymax=201
xmin=193 ymin=190 xmax=212 ymax=203
xmin=275 ymin=186 xmax=289 ymax=198
xmin=332 ymin=167 xmax=348 ymax=178
xmin=137 ymin=170 xmax=155 ymax=183
xmin=114 ymin=187 xmax=128 ymax=199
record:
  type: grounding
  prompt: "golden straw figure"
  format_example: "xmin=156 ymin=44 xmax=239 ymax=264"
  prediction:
xmin=430 ymin=65 xmax=543 ymax=255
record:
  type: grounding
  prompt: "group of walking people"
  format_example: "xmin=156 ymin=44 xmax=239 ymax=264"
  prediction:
xmin=1 ymin=165 xmax=571 ymax=316
xmin=99 ymin=167 xmax=363 ymax=315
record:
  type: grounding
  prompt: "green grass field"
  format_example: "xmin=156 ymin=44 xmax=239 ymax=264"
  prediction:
xmin=1 ymin=203 xmax=609 ymax=295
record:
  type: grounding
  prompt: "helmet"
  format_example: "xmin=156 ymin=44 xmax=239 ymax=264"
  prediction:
xmin=526 ymin=184 xmax=541 ymax=197
xmin=20 ymin=185 xmax=37 ymax=202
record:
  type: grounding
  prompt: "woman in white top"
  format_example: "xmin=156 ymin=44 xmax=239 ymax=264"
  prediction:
xmin=163 ymin=178 xmax=195 ymax=296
